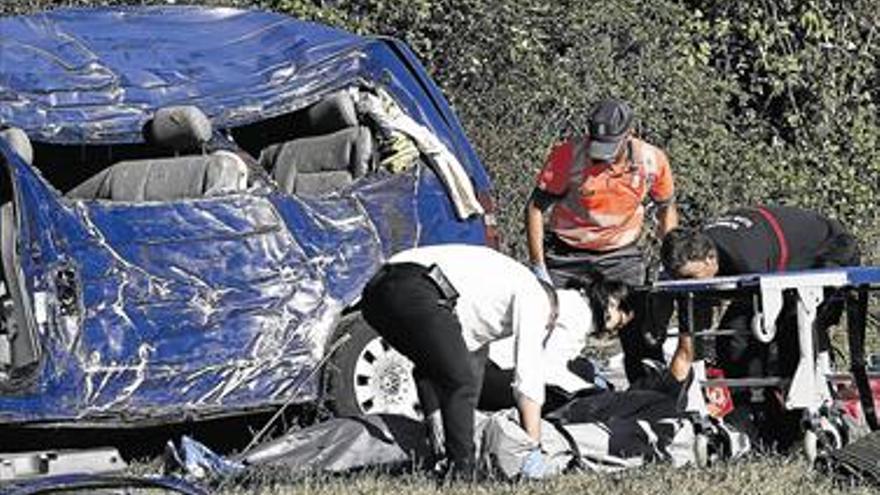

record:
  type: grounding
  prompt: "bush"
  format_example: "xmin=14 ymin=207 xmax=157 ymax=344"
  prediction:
xmin=278 ymin=0 xmax=880 ymax=264
xmin=3 ymin=0 xmax=879 ymax=263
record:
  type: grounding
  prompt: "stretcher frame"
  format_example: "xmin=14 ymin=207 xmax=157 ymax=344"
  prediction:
xmin=650 ymin=266 xmax=880 ymax=461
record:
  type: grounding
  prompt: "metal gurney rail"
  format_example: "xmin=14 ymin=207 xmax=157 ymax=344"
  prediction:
xmin=650 ymin=266 xmax=880 ymax=460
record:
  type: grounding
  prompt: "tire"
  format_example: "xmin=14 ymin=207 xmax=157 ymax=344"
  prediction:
xmin=324 ymin=313 xmax=422 ymax=419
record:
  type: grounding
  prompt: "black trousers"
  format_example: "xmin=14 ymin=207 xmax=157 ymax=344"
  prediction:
xmin=361 ymin=262 xmax=484 ymax=467
xmin=544 ymin=234 xmax=646 ymax=287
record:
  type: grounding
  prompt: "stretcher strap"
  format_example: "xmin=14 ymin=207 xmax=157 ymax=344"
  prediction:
xmin=546 ymin=417 xmax=584 ymax=472
xmin=847 ymin=288 xmax=879 ymax=431
xmin=755 ymin=206 xmax=789 ymax=271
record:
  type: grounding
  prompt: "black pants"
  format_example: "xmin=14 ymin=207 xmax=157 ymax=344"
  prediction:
xmin=361 ymin=263 xmax=483 ymax=468
xmin=478 ymin=360 xmax=588 ymax=415
xmin=545 ymin=234 xmax=646 ymax=287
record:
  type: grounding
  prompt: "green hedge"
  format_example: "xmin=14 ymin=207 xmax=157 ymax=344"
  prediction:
xmin=4 ymin=0 xmax=879 ymax=263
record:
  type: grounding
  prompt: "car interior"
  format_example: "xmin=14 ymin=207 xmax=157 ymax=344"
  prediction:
xmin=64 ymin=106 xmax=250 ymax=202
xmin=26 ymin=89 xmax=393 ymax=202
xmin=234 ymin=91 xmax=377 ymax=197
xmin=0 ymin=88 xmax=429 ymax=388
xmin=0 ymin=89 xmax=416 ymax=385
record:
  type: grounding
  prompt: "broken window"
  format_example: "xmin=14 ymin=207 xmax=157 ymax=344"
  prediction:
xmin=0 ymin=156 xmax=41 ymax=388
xmin=233 ymin=90 xmax=379 ymax=198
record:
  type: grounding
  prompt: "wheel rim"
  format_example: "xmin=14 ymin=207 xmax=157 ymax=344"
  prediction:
xmin=352 ymin=336 xmax=421 ymax=419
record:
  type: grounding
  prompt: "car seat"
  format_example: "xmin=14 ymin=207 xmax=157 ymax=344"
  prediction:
xmin=259 ymin=92 xmax=374 ymax=197
xmin=66 ymin=106 xmax=249 ymax=201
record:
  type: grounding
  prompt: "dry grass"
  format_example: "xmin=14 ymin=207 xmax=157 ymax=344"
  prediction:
xmin=213 ymin=460 xmax=862 ymax=495
xmin=208 ymin=456 xmax=873 ymax=495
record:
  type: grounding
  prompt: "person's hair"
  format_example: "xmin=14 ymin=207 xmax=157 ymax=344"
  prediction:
xmin=565 ymin=272 xmax=633 ymax=335
xmin=660 ymin=227 xmax=716 ymax=276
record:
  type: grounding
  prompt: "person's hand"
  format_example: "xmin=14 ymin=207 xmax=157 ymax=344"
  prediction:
xmin=520 ymin=448 xmax=546 ymax=480
xmin=530 ymin=263 xmax=553 ymax=285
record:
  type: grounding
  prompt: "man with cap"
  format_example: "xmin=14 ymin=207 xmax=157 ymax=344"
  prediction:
xmin=526 ymin=99 xmax=679 ymax=287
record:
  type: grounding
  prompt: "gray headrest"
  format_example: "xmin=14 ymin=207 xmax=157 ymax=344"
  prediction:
xmin=148 ymin=106 xmax=212 ymax=152
xmin=0 ymin=127 xmax=33 ymax=165
xmin=306 ymin=92 xmax=359 ymax=135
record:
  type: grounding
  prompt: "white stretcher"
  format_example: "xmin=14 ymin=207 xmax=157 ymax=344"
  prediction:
xmin=650 ymin=266 xmax=880 ymax=462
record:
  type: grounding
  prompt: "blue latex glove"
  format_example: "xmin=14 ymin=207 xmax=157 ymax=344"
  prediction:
xmin=530 ymin=263 xmax=553 ymax=286
xmin=589 ymin=358 xmax=611 ymax=390
xmin=520 ymin=448 xmax=546 ymax=480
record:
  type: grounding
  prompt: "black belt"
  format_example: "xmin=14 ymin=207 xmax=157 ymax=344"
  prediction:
xmin=374 ymin=262 xmax=459 ymax=309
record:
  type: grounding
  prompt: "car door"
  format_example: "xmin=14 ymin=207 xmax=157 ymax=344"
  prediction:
xmin=54 ymin=191 xmax=361 ymax=422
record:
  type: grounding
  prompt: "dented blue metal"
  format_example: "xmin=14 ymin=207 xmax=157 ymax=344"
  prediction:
xmin=0 ymin=7 xmax=492 ymax=425
xmin=0 ymin=473 xmax=209 ymax=495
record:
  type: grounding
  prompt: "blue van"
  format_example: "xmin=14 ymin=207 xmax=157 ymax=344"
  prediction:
xmin=0 ymin=6 xmax=497 ymax=426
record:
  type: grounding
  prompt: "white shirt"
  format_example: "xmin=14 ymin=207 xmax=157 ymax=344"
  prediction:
xmin=488 ymin=289 xmax=596 ymax=394
xmin=388 ymin=244 xmax=554 ymax=405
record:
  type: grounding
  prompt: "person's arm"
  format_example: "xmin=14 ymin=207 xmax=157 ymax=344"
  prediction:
xmin=509 ymin=285 xmax=550 ymax=441
xmin=527 ymin=141 xmax=571 ymax=267
xmin=525 ymin=188 xmax=555 ymax=265
xmin=669 ymin=331 xmax=693 ymax=382
xmin=517 ymin=394 xmax=542 ymax=442
xmin=648 ymin=147 xmax=678 ymax=238
xmin=656 ymin=201 xmax=679 ymax=238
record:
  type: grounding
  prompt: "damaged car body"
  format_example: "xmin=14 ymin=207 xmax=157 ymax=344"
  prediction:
xmin=0 ymin=6 xmax=497 ymax=427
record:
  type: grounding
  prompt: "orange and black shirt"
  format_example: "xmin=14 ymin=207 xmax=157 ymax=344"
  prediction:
xmin=536 ymin=136 xmax=675 ymax=252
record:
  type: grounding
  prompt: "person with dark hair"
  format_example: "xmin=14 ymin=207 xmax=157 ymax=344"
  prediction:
xmin=479 ymin=273 xmax=636 ymax=411
xmin=359 ymin=244 xmax=634 ymax=480
xmin=525 ymin=99 xmax=679 ymax=287
xmin=659 ymin=205 xmax=860 ymax=379
xmin=481 ymin=272 xmax=695 ymax=418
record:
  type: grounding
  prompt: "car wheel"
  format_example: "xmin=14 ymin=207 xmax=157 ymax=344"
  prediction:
xmin=325 ymin=314 xmax=422 ymax=420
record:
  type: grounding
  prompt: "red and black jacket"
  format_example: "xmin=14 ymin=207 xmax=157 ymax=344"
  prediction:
xmin=704 ymin=205 xmax=859 ymax=275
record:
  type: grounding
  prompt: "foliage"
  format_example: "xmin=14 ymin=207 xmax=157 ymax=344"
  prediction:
xmin=680 ymin=0 xmax=880 ymax=259
xmin=2 ymin=0 xmax=879 ymax=264
xmin=273 ymin=0 xmax=880 ymax=263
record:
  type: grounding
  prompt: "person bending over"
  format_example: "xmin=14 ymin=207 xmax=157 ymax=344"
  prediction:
xmin=359 ymin=244 xmax=634 ymax=479
xmin=659 ymin=205 xmax=860 ymax=380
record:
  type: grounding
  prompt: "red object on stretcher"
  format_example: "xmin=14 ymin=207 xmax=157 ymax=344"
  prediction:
xmin=705 ymin=367 xmax=734 ymax=419
xmin=831 ymin=374 xmax=880 ymax=424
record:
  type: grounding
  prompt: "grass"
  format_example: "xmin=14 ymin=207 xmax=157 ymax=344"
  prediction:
xmin=209 ymin=456 xmax=874 ymax=495
xmin=158 ymin=314 xmax=879 ymax=495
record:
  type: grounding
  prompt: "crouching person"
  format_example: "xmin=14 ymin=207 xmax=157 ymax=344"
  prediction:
xmin=360 ymin=244 xmax=602 ymax=480
xmin=480 ymin=276 xmax=639 ymax=412
xmin=660 ymin=206 xmax=860 ymax=381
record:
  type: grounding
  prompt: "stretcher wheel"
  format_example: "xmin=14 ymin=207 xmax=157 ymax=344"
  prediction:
xmin=694 ymin=433 xmax=710 ymax=467
xmin=804 ymin=430 xmax=819 ymax=463
xmin=804 ymin=419 xmax=845 ymax=463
